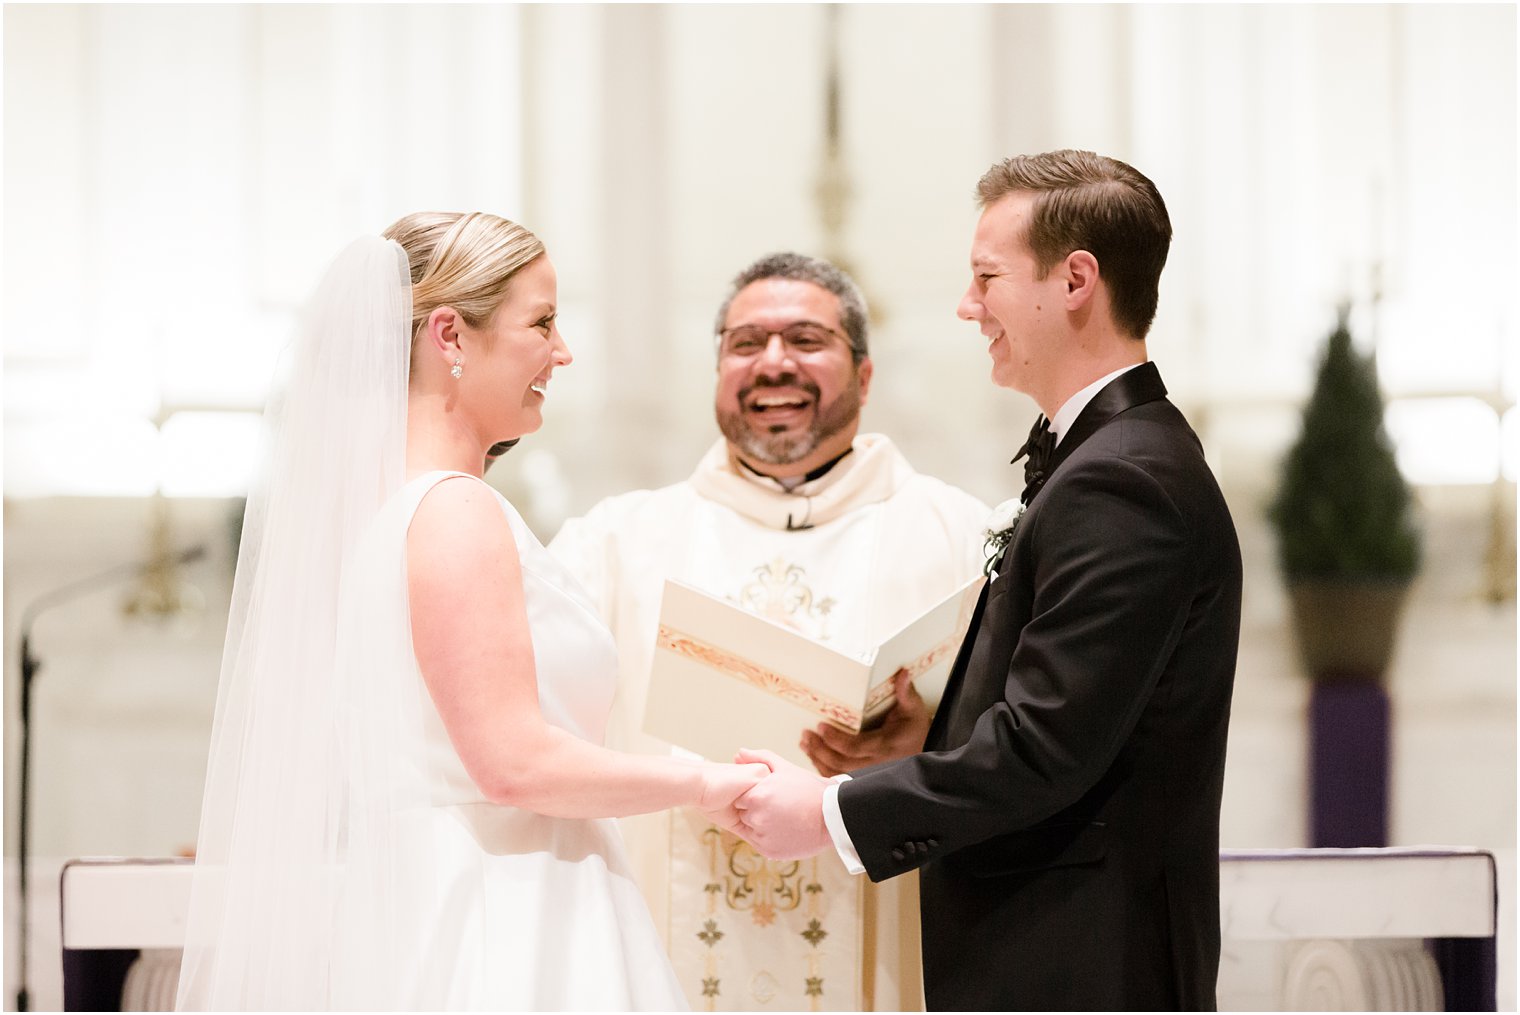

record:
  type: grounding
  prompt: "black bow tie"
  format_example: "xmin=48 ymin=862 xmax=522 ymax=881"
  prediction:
xmin=1011 ymin=415 xmax=1055 ymax=504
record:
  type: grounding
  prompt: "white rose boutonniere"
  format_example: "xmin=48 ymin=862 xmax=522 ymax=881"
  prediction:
xmin=981 ymin=497 xmax=1025 ymax=577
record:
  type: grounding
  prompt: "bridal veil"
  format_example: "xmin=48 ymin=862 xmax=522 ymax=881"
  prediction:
xmin=177 ymin=236 xmax=421 ymax=1009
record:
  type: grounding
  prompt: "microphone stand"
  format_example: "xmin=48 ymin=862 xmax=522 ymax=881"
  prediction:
xmin=13 ymin=545 xmax=205 ymax=1012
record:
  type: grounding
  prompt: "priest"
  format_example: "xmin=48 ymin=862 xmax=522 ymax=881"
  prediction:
xmin=549 ymin=252 xmax=990 ymax=1012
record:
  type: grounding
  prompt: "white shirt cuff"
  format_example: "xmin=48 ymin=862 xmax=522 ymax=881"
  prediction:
xmin=821 ymin=775 xmax=865 ymax=875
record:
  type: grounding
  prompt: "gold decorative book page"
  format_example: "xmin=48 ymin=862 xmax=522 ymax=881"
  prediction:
xmin=655 ymin=625 xmax=866 ymax=729
xmin=644 ymin=574 xmax=984 ymax=768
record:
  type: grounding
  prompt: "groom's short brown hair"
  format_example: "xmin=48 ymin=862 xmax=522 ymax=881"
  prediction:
xmin=977 ymin=150 xmax=1172 ymax=341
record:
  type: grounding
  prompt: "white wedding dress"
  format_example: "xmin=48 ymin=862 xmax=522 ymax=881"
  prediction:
xmin=353 ymin=469 xmax=688 ymax=1009
xmin=177 ymin=239 xmax=683 ymax=1011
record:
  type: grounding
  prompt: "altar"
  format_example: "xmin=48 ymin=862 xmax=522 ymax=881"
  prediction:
xmin=57 ymin=847 xmax=1498 ymax=1010
xmin=1216 ymin=848 xmax=1497 ymax=1010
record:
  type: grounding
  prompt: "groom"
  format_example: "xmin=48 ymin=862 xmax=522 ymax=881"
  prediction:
xmin=734 ymin=150 xmax=1242 ymax=1011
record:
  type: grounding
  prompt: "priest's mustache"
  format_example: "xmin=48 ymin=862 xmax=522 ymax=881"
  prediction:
xmin=741 ymin=374 xmax=820 ymax=403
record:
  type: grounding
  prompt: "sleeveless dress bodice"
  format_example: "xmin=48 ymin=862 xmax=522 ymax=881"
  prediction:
xmin=394 ymin=471 xmax=620 ymax=807
xmin=359 ymin=470 xmax=686 ymax=1010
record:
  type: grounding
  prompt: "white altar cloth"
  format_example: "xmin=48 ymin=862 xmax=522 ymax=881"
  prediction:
xmin=1219 ymin=846 xmax=1496 ymax=939
xmin=59 ymin=848 xmax=1500 ymax=1011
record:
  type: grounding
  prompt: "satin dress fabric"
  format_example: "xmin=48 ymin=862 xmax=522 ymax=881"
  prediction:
xmin=370 ymin=470 xmax=688 ymax=1010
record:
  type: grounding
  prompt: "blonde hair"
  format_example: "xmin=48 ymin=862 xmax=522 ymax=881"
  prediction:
xmin=382 ymin=211 xmax=546 ymax=347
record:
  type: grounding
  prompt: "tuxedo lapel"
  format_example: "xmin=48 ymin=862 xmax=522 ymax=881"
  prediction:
xmin=934 ymin=363 xmax=1174 ymax=743
xmin=1044 ymin=361 xmax=1168 ymax=483
xmin=981 ymin=364 xmax=1168 ymax=577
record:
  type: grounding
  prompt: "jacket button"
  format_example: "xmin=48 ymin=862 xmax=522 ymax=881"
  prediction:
xmin=891 ymin=848 xmax=906 ymax=862
xmin=927 ymin=838 xmax=939 ymax=849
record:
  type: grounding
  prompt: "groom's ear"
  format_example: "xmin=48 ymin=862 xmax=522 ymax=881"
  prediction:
xmin=1062 ymin=251 xmax=1100 ymax=313
xmin=423 ymin=306 xmax=464 ymax=361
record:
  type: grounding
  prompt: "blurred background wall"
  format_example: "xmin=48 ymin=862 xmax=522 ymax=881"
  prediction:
xmin=4 ymin=4 xmax=1514 ymax=1008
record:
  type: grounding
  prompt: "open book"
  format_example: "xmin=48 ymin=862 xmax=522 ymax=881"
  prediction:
xmin=642 ymin=574 xmax=985 ymax=767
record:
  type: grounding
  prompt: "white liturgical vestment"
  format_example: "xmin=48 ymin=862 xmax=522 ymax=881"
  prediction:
xmin=550 ymin=433 xmax=989 ymax=1012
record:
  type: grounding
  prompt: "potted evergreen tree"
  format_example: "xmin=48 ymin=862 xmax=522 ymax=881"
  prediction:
xmin=1268 ymin=308 xmax=1422 ymax=848
xmin=1270 ymin=308 xmax=1422 ymax=681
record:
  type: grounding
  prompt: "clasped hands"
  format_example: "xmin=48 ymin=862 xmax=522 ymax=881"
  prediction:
xmin=697 ymin=668 xmax=929 ymax=861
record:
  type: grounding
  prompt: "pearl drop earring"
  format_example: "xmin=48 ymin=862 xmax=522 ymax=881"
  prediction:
xmin=451 ymin=357 xmax=464 ymax=380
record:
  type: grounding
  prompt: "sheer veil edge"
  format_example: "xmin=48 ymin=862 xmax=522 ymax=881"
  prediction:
xmin=176 ymin=236 xmax=417 ymax=1009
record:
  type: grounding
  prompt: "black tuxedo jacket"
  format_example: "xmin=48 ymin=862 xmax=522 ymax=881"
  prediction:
xmin=837 ymin=364 xmax=1241 ymax=1011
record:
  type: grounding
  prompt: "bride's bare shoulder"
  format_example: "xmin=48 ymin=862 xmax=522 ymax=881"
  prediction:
xmin=408 ymin=475 xmax=520 ymax=583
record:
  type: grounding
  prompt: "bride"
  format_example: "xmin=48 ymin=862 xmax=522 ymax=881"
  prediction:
xmin=175 ymin=213 xmax=766 ymax=1010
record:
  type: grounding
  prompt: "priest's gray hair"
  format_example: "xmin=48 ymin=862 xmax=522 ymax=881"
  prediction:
xmin=714 ymin=252 xmax=870 ymax=365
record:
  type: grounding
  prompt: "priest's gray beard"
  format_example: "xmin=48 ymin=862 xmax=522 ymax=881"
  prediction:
xmin=716 ymin=375 xmax=864 ymax=466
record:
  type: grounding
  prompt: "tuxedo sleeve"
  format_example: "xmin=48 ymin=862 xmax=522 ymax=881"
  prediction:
xmin=836 ymin=454 xmax=1196 ymax=881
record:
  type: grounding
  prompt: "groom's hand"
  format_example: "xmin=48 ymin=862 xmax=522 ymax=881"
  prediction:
xmin=800 ymin=668 xmax=929 ymax=776
xmin=698 ymin=762 xmax=770 ymax=835
xmin=731 ymin=748 xmax=832 ymax=860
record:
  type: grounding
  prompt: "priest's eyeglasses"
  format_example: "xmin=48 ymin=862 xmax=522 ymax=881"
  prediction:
xmin=718 ymin=321 xmax=847 ymax=359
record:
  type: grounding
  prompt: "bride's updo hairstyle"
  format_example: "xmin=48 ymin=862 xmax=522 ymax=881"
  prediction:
xmin=383 ymin=211 xmax=546 ymax=351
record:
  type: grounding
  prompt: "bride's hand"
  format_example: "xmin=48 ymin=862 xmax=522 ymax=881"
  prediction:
xmin=697 ymin=762 xmax=769 ymax=833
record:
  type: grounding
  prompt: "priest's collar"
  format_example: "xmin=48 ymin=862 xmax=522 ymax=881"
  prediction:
xmin=735 ymin=446 xmax=856 ymax=493
xmin=689 ymin=434 xmax=914 ymax=531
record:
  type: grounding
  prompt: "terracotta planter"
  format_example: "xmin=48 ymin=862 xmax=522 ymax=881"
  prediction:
xmin=1285 ymin=579 xmax=1412 ymax=681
